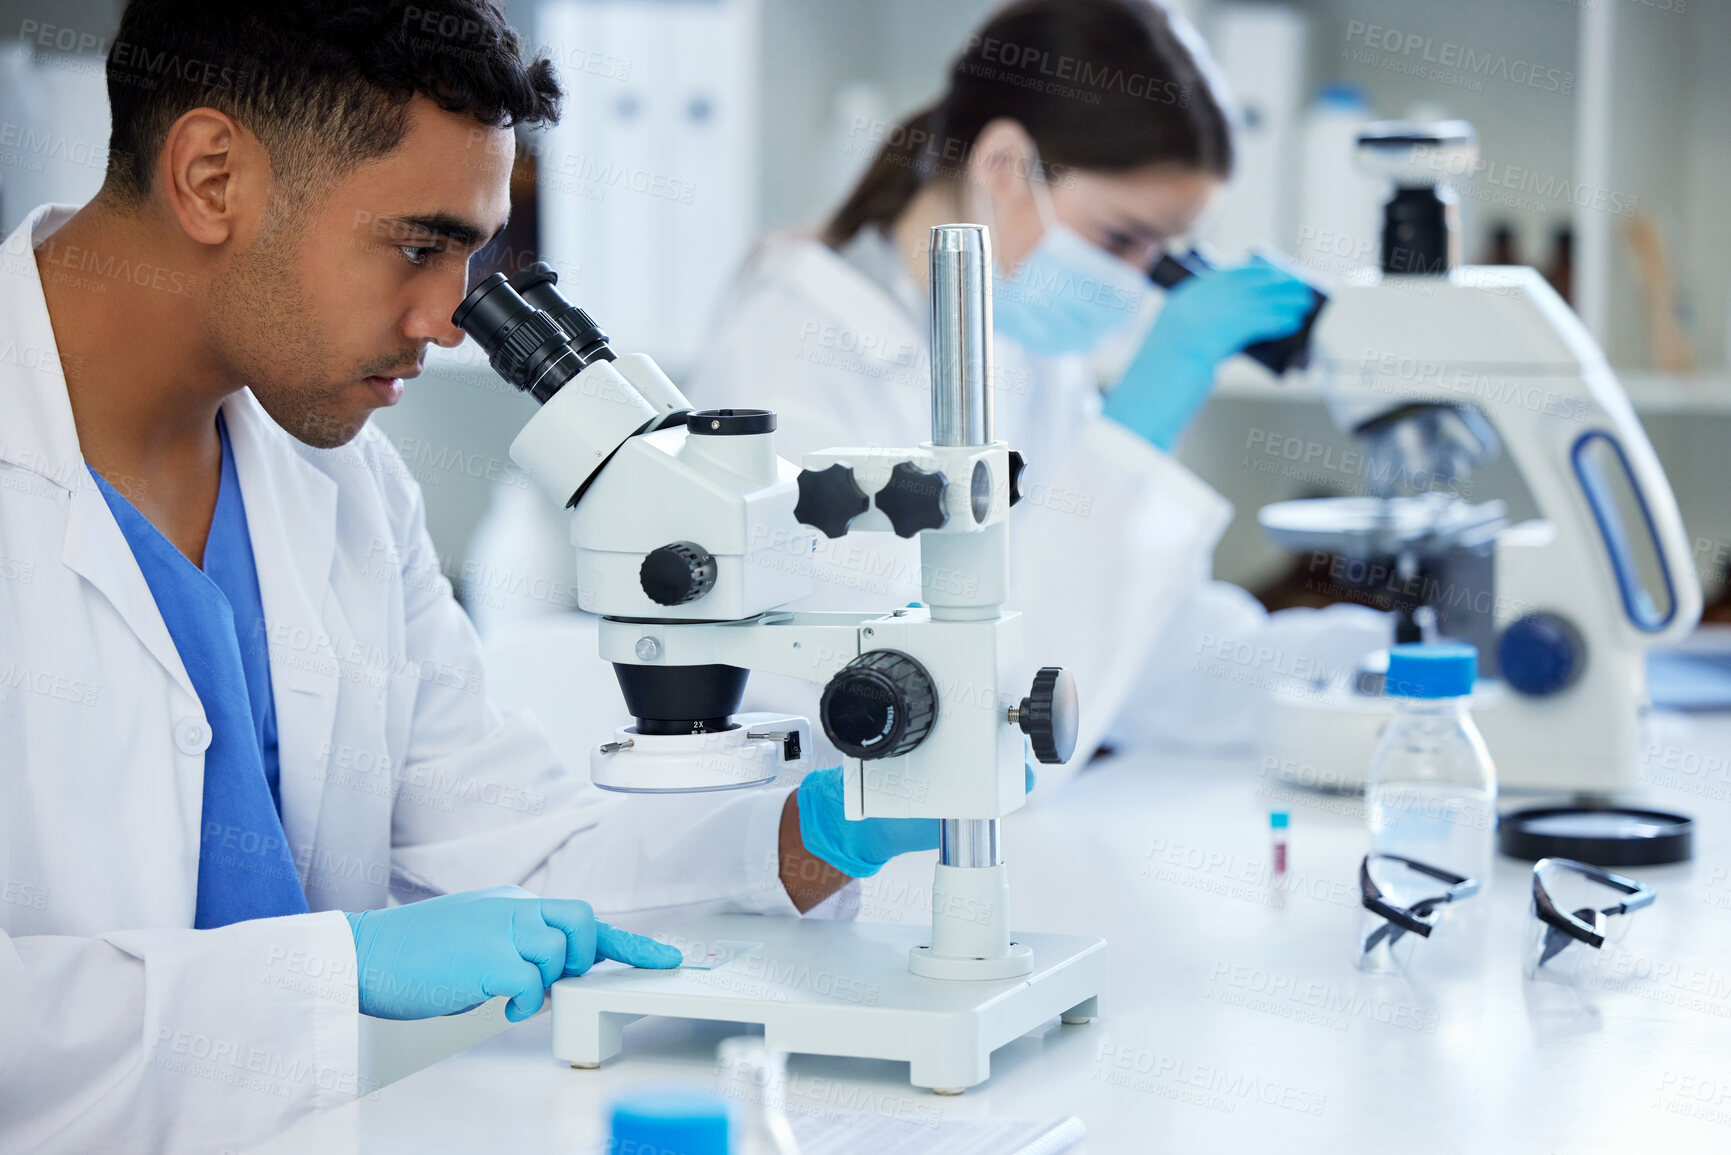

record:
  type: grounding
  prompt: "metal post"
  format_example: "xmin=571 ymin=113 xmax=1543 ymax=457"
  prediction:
xmin=939 ymin=818 xmax=1002 ymax=868
xmin=909 ymin=223 xmax=1029 ymax=982
xmin=929 ymin=224 xmax=993 ymax=447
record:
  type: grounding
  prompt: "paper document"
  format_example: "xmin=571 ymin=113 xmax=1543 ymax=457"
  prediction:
xmin=788 ymin=1112 xmax=1084 ymax=1154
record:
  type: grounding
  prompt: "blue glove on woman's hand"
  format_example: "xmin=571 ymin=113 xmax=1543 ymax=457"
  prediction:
xmin=795 ymin=764 xmax=1037 ymax=879
xmin=1103 ymin=258 xmax=1318 ymax=451
xmin=346 ymin=885 xmax=681 ymax=1022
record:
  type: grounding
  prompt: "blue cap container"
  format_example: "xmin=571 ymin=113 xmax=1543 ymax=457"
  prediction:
xmin=609 ymin=1089 xmax=731 ymax=1155
xmin=1385 ymin=643 xmax=1477 ymax=699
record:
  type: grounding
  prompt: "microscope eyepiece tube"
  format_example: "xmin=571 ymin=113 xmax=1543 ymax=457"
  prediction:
xmin=929 ymin=224 xmax=993 ymax=447
xmin=509 ymin=261 xmax=616 ymax=366
xmin=452 ymin=273 xmax=584 ymax=404
xmin=452 ymin=270 xmax=621 ymax=404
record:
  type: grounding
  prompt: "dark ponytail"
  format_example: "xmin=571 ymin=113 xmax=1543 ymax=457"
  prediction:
xmin=823 ymin=0 xmax=1233 ymax=248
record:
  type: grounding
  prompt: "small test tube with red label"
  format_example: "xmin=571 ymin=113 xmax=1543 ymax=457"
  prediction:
xmin=1270 ymin=811 xmax=1289 ymax=877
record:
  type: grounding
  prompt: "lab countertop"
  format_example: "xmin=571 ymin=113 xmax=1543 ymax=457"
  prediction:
xmin=252 ymin=711 xmax=1731 ymax=1153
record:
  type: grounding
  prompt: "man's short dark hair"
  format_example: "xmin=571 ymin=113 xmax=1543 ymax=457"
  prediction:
xmin=104 ymin=0 xmax=561 ymax=204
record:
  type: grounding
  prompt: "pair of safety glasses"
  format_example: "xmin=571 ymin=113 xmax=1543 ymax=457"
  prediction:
xmin=1525 ymin=857 xmax=1656 ymax=983
xmin=1355 ymin=852 xmax=1657 ymax=980
xmin=1356 ymin=853 xmax=1480 ymax=974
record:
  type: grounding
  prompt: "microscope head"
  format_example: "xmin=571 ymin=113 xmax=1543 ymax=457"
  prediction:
xmin=455 ymin=233 xmax=1074 ymax=800
xmin=1354 ymin=118 xmax=1477 ymax=188
xmin=1354 ymin=119 xmax=1476 ymax=277
xmin=454 ymin=266 xmax=817 ymax=748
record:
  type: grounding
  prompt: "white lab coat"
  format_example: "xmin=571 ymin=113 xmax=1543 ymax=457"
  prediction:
xmin=680 ymin=230 xmax=1235 ymax=777
xmin=0 ymin=206 xmax=796 ymax=1153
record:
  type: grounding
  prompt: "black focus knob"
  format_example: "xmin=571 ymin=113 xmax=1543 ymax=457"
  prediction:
xmin=875 ymin=460 xmax=948 ymax=538
xmin=1007 ymin=450 xmax=1027 ymax=507
xmin=639 ymin=541 xmax=717 ymax=606
xmin=795 ymin=463 xmax=870 ymax=539
xmin=820 ymin=650 xmax=938 ymax=760
xmin=1017 ymin=667 xmax=1078 ymax=765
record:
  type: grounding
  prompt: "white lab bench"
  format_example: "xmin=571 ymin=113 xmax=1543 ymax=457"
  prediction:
xmin=252 ymin=709 xmax=1731 ymax=1153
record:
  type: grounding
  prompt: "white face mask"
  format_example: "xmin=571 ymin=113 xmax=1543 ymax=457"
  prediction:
xmin=974 ymin=145 xmax=1150 ymax=356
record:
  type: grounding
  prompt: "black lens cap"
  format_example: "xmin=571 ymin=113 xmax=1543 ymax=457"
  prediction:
xmin=1499 ymin=805 xmax=1693 ymax=866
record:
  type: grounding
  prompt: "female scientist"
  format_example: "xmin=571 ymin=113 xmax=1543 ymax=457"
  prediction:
xmin=677 ymin=0 xmax=1322 ymax=772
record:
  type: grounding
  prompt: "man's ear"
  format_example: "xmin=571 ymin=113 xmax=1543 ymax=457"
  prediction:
xmin=159 ymin=108 xmax=268 ymax=247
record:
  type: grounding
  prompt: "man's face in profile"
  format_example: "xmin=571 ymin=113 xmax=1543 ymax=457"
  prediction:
xmin=210 ymin=97 xmax=514 ymax=448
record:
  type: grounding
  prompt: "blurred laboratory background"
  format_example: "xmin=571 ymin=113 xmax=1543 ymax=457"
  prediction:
xmin=0 ymin=0 xmax=1724 ymax=616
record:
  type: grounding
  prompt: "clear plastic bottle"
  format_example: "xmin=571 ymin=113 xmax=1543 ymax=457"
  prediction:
xmin=717 ymin=1036 xmax=799 ymax=1155
xmin=1366 ymin=643 xmax=1497 ymax=890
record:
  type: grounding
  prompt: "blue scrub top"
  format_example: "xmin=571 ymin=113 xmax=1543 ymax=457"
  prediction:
xmin=90 ymin=413 xmax=308 ymax=928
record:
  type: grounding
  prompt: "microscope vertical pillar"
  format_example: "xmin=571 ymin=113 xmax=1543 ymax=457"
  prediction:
xmin=909 ymin=225 xmax=1033 ymax=981
xmin=914 ymin=819 xmax=1028 ymax=979
xmin=923 ymin=221 xmax=1009 ymax=618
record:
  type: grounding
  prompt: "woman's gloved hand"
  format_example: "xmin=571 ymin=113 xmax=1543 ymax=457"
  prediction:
xmin=795 ymin=764 xmax=1037 ymax=879
xmin=1103 ymin=257 xmax=1318 ymax=451
xmin=345 ymin=885 xmax=681 ymax=1022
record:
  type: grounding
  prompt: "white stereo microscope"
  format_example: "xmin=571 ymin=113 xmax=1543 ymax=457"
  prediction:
xmin=452 ymin=227 xmax=1105 ymax=1093
xmin=1259 ymin=121 xmax=1701 ymax=795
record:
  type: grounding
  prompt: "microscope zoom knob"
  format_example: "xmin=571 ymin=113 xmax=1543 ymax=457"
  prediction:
xmin=1497 ymin=612 xmax=1585 ymax=696
xmin=875 ymin=460 xmax=949 ymax=538
xmin=639 ymin=541 xmax=718 ymax=606
xmin=795 ymin=463 xmax=870 ymax=539
xmin=1017 ymin=667 xmax=1078 ymax=765
xmin=820 ymin=650 xmax=938 ymax=761
xmin=1007 ymin=450 xmax=1027 ymax=507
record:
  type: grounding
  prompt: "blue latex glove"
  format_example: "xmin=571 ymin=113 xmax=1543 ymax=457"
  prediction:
xmin=1103 ymin=258 xmax=1318 ymax=450
xmin=345 ymin=885 xmax=681 ymax=1022
xmin=796 ymin=764 xmax=1037 ymax=879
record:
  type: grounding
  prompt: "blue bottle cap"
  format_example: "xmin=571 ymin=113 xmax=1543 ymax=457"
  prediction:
xmin=1315 ymin=83 xmax=1369 ymax=110
xmin=609 ymin=1089 xmax=731 ymax=1155
xmin=1385 ymin=643 xmax=1477 ymax=699
xmin=1270 ymin=811 xmax=1289 ymax=830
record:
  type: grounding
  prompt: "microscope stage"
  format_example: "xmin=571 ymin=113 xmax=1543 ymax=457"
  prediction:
xmin=549 ymin=913 xmax=1106 ymax=1093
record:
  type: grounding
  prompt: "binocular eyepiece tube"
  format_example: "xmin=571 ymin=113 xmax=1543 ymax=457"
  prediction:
xmin=451 ymin=261 xmax=615 ymax=404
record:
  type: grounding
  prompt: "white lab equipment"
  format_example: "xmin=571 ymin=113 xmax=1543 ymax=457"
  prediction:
xmin=1294 ymin=84 xmax=1383 ymax=272
xmin=0 ymin=206 xmax=801 ymax=1152
xmin=536 ymin=0 xmax=759 ymax=369
xmin=452 ymin=226 xmax=1106 ymax=1093
xmin=1259 ymin=121 xmax=1702 ymax=795
xmin=1202 ymin=3 xmax=1308 ymax=256
xmin=676 ymin=225 xmax=1235 ymax=777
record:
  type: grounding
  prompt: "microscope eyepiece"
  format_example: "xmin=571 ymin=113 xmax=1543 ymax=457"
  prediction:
xmin=509 ymin=261 xmax=614 ymax=367
xmin=452 ymin=273 xmax=573 ymax=404
xmin=451 ymin=265 xmax=616 ymax=404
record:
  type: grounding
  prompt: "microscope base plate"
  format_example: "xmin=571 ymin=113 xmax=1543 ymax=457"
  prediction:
xmin=549 ymin=913 xmax=1106 ymax=1093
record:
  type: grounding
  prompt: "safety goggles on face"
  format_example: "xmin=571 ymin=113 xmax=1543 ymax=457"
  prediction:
xmin=1356 ymin=853 xmax=1480 ymax=974
xmin=1524 ymin=857 xmax=1655 ymax=983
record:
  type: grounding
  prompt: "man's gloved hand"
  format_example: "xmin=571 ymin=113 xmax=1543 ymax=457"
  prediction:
xmin=345 ymin=885 xmax=681 ymax=1022
xmin=795 ymin=764 xmax=1037 ymax=879
xmin=1103 ymin=257 xmax=1317 ymax=451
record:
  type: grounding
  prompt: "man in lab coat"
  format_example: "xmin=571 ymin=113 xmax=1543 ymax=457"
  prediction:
xmin=0 ymin=3 xmax=908 ymax=1150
